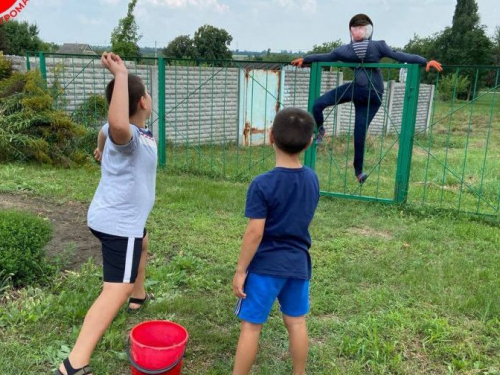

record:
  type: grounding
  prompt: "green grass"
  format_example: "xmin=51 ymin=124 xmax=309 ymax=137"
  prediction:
xmin=1 ymin=164 xmax=500 ymax=374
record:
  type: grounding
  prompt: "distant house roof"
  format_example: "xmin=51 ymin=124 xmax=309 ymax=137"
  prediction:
xmin=57 ymin=43 xmax=96 ymax=55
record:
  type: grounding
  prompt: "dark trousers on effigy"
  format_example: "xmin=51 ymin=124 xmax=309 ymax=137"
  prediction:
xmin=312 ymin=83 xmax=382 ymax=175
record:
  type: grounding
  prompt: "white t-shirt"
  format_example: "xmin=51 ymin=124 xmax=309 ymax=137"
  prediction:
xmin=87 ymin=123 xmax=157 ymax=238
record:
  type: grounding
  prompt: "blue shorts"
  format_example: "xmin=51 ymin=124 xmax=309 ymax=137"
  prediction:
xmin=234 ymin=273 xmax=310 ymax=324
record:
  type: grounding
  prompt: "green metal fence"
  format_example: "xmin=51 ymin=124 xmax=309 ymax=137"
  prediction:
xmin=304 ymin=61 xmax=500 ymax=217
xmin=409 ymin=65 xmax=500 ymax=216
xmin=28 ymin=53 xmax=159 ymax=123
xmin=27 ymin=52 xmax=500 ymax=217
xmin=27 ymin=53 xmax=312 ymax=181
xmin=158 ymin=59 xmax=321 ymax=181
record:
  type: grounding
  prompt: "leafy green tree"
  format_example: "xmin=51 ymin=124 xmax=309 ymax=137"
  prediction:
xmin=247 ymin=48 xmax=300 ymax=62
xmin=163 ymin=35 xmax=197 ymax=59
xmin=0 ymin=25 xmax=8 ymax=53
xmin=492 ymin=26 xmax=500 ymax=66
xmin=193 ymin=25 xmax=232 ymax=61
xmin=404 ymin=34 xmax=438 ymax=58
xmin=483 ymin=26 xmax=500 ymax=87
xmin=404 ymin=33 xmax=442 ymax=83
xmin=261 ymin=53 xmax=299 ymax=62
xmin=40 ymin=41 xmax=60 ymax=53
xmin=307 ymin=40 xmax=342 ymax=54
xmin=452 ymin=0 xmax=479 ymax=30
xmin=2 ymin=21 xmax=43 ymax=55
xmin=437 ymin=0 xmax=492 ymax=66
xmin=438 ymin=0 xmax=493 ymax=97
xmin=111 ymin=0 xmax=142 ymax=57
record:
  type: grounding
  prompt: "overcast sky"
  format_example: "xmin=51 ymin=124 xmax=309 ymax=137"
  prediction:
xmin=16 ymin=0 xmax=500 ymax=52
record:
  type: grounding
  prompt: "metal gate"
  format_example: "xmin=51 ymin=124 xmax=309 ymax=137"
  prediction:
xmin=304 ymin=62 xmax=422 ymax=204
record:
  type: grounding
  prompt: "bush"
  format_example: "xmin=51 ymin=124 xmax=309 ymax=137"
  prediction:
xmin=0 ymin=210 xmax=53 ymax=286
xmin=0 ymin=269 xmax=12 ymax=295
xmin=438 ymin=74 xmax=471 ymax=101
xmin=0 ymin=72 xmax=24 ymax=98
xmin=0 ymin=54 xmax=12 ymax=81
xmin=72 ymin=93 xmax=107 ymax=129
xmin=76 ymin=128 xmax=100 ymax=156
xmin=0 ymin=70 xmax=90 ymax=166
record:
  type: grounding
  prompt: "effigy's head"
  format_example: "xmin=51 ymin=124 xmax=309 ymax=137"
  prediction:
xmin=349 ymin=14 xmax=373 ymax=41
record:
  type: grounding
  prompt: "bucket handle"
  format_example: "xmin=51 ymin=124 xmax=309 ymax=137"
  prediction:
xmin=126 ymin=336 xmax=186 ymax=375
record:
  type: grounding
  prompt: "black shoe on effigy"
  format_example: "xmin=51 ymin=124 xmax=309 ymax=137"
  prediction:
xmin=316 ymin=125 xmax=326 ymax=144
xmin=356 ymin=173 xmax=368 ymax=184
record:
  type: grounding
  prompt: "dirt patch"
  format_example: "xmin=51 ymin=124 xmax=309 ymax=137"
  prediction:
xmin=412 ymin=147 xmax=431 ymax=157
xmin=0 ymin=193 xmax=101 ymax=270
xmin=348 ymin=226 xmax=393 ymax=240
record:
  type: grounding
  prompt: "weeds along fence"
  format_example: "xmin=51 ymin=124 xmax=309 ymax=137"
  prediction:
xmin=25 ymin=53 xmax=500 ymax=217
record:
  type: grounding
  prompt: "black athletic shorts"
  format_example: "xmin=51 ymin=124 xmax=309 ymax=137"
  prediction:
xmin=89 ymin=228 xmax=147 ymax=283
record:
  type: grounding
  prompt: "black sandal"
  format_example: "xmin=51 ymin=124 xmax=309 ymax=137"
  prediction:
xmin=54 ymin=358 xmax=92 ymax=375
xmin=127 ymin=293 xmax=154 ymax=313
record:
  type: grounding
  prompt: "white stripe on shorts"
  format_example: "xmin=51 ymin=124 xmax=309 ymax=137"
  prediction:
xmin=234 ymin=297 xmax=243 ymax=316
xmin=123 ymin=237 xmax=135 ymax=283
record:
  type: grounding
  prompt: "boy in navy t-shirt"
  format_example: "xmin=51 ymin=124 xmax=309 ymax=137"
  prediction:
xmin=232 ymin=108 xmax=320 ymax=375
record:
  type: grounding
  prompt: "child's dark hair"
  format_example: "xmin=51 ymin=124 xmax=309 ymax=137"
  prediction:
xmin=272 ymin=108 xmax=315 ymax=154
xmin=105 ymin=74 xmax=146 ymax=117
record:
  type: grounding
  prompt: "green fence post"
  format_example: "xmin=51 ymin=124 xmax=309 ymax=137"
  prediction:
xmin=394 ymin=64 xmax=421 ymax=203
xmin=25 ymin=52 xmax=31 ymax=71
xmin=158 ymin=57 xmax=166 ymax=168
xmin=304 ymin=62 xmax=321 ymax=169
xmin=38 ymin=51 xmax=47 ymax=81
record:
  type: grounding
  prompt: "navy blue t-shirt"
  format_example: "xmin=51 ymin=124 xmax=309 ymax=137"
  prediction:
xmin=245 ymin=166 xmax=320 ymax=280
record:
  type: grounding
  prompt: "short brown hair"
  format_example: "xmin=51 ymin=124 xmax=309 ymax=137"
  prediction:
xmin=272 ymin=108 xmax=315 ymax=155
xmin=105 ymin=74 xmax=146 ymax=117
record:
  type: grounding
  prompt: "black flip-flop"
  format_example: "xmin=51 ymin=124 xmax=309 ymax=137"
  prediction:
xmin=54 ymin=358 xmax=92 ymax=375
xmin=127 ymin=293 xmax=154 ymax=313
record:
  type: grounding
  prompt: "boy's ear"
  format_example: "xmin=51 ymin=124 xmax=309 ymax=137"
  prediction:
xmin=139 ymin=96 xmax=147 ymax=110
xmin=269 ymin=128 xmax=274 ymax=144
xmin=305 ymin=136 xmax=314 ymax=150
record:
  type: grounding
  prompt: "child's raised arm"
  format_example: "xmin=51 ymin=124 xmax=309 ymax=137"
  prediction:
xmin=101 ymin=52 xmax=132 ymax=145
xmin=233 ymin=218 xmax=266 ymax=298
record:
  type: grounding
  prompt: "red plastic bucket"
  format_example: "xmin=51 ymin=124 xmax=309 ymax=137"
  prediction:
xmin=128 ymin=320 xmax=189 ymax=375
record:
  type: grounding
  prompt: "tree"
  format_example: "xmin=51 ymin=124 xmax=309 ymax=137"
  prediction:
xmin=193 ymin=25 xmax=232 ymax=61
xmin=111 ymin=0 xmax=142 ymax=57
xmin=452 ymin=0 xmax=479 ymax=31
xmin=163 ymin=35 xmax=197 ymax=59
xmin=0 ymin=25 xmax=8 ymax=53
xmin=40 ymin=41 xmax=60 ymax=53
xmin=307 ymin=40 xmax=342 ymax=55
xmin=429 ymin=0 xmax=493 ymax=98
xmin=484 ymin=26 xmax=500 ymax=87
xmin=437 ymin=0 xmax=492 ymax=66
xmin=2 ymin=21 xmax=43 ymax=55
xmin=404 ymin=34 xmax=438 ymax=59
xmin=404 ymin=33 xmax=442 ymax=83
xmin=492 ymin=26 xmax=500 ymax=66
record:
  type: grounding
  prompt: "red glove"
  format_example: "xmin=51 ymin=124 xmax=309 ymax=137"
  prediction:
xmin=291 ymin=58 xmax=304 ymax=67
xmin=426 ymin=60 xmax=443 ymax=72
